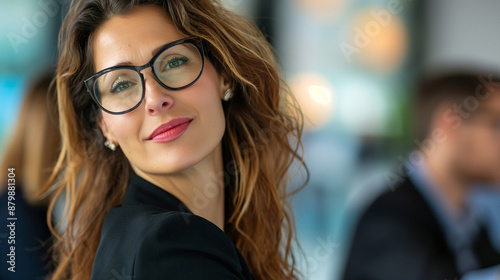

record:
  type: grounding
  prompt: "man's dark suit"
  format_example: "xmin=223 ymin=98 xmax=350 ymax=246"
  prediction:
xmin=90 ymin=172 xmax=254 ymax=280
xmin=342 ymin=175 xmax=500 ymax=280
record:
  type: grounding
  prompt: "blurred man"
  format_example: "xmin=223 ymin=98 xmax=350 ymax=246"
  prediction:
xmin=471 ymin=187 xmax=500 ymax=254
xmin=342 ymin=73 xmax=500 ymax=280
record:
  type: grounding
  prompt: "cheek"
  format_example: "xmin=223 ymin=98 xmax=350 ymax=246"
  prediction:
xmin=186 ymin=93 xmax=226 ymax=151
xmin=196 ymin=90 xmax=224 ymax=124
xmin=185 ymin=63 xmax=226 ymax=133
xmin=460 ymin=128 xmax=499 ymax=166
xmin=103 ymin=113 xmax=142 ymax=145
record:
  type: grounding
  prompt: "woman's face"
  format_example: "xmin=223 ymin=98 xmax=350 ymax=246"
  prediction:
xmin=93 ymin=5 xmax=229 ymax=176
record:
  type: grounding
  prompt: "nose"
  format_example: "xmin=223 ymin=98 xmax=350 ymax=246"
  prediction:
xmin=142 ymin=73 xmax=174 ymax=115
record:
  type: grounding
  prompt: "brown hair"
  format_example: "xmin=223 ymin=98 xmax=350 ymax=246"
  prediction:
xmin=0 ymin=72 xmax=60 ymax=206
xmin=40 ymin=0 xmax=308 ymax=279
xmin=416 ymin=72 xmax=500 ymax=140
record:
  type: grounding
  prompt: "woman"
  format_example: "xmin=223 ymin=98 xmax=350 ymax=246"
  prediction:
xmin=0 ymin=72 xmax=59 ymax=279
xmin=42 ymin=0 xmax=308 ymax=279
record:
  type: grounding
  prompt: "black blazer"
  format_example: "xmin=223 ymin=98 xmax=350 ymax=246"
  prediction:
xmin=342 ymin=175 xmax=500 ymax=280
xmin=90 ymin=173 xmax=254 ymax=280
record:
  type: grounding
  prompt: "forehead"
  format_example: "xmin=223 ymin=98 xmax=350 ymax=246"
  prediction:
xmin=92 ymin=5 xmax=186 ymax=71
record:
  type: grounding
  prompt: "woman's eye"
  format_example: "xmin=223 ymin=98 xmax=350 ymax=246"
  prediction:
xmin=163 ymin=56 xmax=189 ymax=70
xmin=110 ymin=80 xmax=135 ymax=94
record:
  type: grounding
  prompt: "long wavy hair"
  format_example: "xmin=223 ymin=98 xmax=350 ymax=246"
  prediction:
xmin=40 ymin=0 xmax=308 ymax=279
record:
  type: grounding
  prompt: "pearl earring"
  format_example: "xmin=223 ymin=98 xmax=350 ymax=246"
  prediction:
xmin=223 ymin=89 xmax=233 ymax=101
xmin=104 ymin=139 xmax=116 ymax=151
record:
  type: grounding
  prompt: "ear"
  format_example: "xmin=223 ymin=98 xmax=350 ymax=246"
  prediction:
xmin=218 ymin=71 xmax=232 ymax=99
xmin=97 ymin=116 xmax=116 ymax=142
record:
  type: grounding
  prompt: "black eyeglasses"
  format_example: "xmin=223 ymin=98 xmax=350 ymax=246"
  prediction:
xmin=84 ymin=36 xmax=205 ymax=115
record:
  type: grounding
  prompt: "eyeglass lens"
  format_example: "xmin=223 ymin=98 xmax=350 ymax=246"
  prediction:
xmin=92 ymin=42 xmax=202 ymax=113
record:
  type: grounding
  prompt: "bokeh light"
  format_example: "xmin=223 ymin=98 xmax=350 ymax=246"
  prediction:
xmin=347 ymin=8 xmax=409 ymax=72
xmin=336 ymin=76 xmax=390 ymax=136
xmin=289 ymin=72 xmax=335 ymax=130
xmin=294 ymin=0 xmax=347 ymax=23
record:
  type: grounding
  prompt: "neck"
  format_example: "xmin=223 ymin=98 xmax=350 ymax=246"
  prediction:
xmin=423 ymin=151 xmax=470 ymax=216
xmin=134 ymin=144 xmax=226 ymax=231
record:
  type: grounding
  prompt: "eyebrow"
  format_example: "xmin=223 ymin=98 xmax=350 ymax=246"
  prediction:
xmin=151 ymin=44 xmax=168 ymax=56
xmin=110 ymin=43 xmax=170 ymax=68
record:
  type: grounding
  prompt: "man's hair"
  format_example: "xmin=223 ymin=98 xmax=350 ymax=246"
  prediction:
xmin=415 ymin=72 xmax=499 ymax=140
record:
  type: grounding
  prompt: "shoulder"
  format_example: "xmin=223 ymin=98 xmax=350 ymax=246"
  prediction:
xmin=133 ymin=211 xmax=252 ymax=279
xmin=360 ymin=177 xmax=434 ymax=227
xmin=342 ymin=178 xmax=457 ymax=280
xmin=139 ymin=211 xmax=234 ymax=252
xmin=99 ymin=206 xmax=233 ymax=250
xmin=350 ymin=177 xmax=445 ymax=249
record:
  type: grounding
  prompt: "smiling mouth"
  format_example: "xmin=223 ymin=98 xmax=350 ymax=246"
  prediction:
xmin=147 ymin=117 xmax=193 ymax=143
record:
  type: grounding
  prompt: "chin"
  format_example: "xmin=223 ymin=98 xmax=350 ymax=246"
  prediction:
xmin=158 ymin=152 xmax=209 ymax=173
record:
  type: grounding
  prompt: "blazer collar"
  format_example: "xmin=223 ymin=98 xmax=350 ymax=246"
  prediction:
xmin=121 ymin=172 xmax=193 ymax=214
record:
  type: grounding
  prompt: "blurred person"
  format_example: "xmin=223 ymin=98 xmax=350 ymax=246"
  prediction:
xmin=0 ymin=72 xmax=59 ymax=279
xmin=342 ymin=73 xmax=500 ymax=280
xmin=39 ymin=0 xmax=309 ymax=279
xmin=471 ymin=187 xmax=500 ymax=253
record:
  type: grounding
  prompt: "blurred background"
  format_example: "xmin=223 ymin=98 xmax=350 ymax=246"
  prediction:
xmin=1 ymin=0 xmax=499 ymax=279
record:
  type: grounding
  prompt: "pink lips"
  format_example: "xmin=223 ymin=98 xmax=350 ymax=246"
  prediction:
xmin=147 ymin=117 xmax=193 ymax=143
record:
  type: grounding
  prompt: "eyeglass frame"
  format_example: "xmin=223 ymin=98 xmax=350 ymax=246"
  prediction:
xmin=84 ymin=36 xmax=205 ymax=115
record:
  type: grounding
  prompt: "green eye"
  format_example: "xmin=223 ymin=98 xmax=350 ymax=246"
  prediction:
xmin=168 ymin=60 xmax=180 ymax=68
xmin=110 ymin=80 xmax=135 ymax=94
xmin=163 ymin=56 xmax=189 ymax=70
